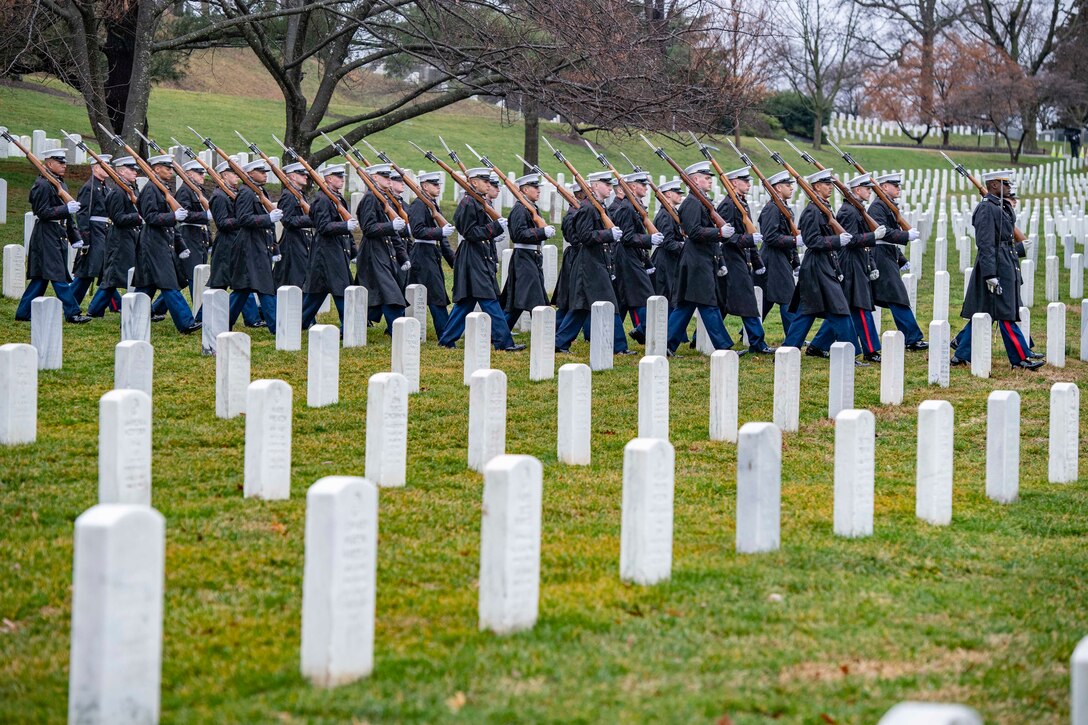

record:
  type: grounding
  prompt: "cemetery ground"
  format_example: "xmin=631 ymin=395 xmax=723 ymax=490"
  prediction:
xmin=1 ymin=161 xmax=1087 ymax=723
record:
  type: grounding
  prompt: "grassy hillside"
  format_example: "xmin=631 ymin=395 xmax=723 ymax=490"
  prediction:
xmin=1 ymin=73 xmax=1086 ymax=723
xmin=0 ymin=76 xmax=1060 ymax=187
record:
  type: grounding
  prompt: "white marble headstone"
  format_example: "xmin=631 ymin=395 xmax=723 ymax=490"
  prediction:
xmin=201 ymin=288 xmax=229 ymax=355
xmin=121 ymin=291 xmax=151 ymax=344
xmin=405 ymin=283 xmax=428 ymax=341
xmin=244 ymin=379 xmax=293 ymax=500
xmin=880 ymin=330 xmax=904 ymax=405
xmin=709 ymin=350 xmax=739 ymax=443
xmin=343 ymin=285 xmax=368 ymax=348
xmin=834 ymin=409 xmax=874 ymax=538
xmin=392 ymin=317 xmax=421 ymax=394
xmin=772 ymin=347 xmax=800 ymax=433
xmin=637 ymin=355 xmax=669 ymax=440
xmin=916 ymin=400 xmax=954 ymax=525
xmin=620 ymin=437 xmax=675 ymax=585
xmin=529 ymin=305 xmax=555 ymax=382
xmin=928 ymin=320 xmax=950 ymax=387
xmin=736 ymin=422 xmax=781 ymax=553
xmin=478 ymin=454 xmax=543 ymax=634
xmin=468 ymin=368 xmax=506 ymax=472
xmin=590 ymin=301 xmax=615 ymax=370
xmin=877 ymin=702 xmax=982 ymax=725
xmin=0 ymin=343 xmax=37 ymax=445
xmin=276 ymin=285 xmax=302 ymax=351
xmin=98 ymin=389 xmax=152 ymax=506
xmin=986 ymin=390 xmax=1019 ymax=504
xmin=215 ymin=332 xmax=250 ymax=418
xmin=114 ymin=340 xmax=153 ymax=398
xmin=828 ymin=341 xmax=855 ymax=419
xmin=1049 ymin=382 xmax=1080 ymax=484
xmin=464 ymin=311 xmax=491 ymax=385
xmin=301 ymin=476 xmax=378 ymax=687
xmin=971 ymin=312 xmax=991 ymax=378
xmin=308 ymin=324 xmax=340 ymax=407
xmin=557 ymin=363 xmax=591 ymax=465
xmin=645 ymin=295 xmax=668 ymax=357
xmin=1047 ymin=302 xmax=1066 ymax=367
xmin=2 ymin=244 xmax=26 ymax=299
xmin=68 ymin=505 xmax=164 ymax=725
xmin=364 ymin=372 xmax=409 ymax=488
xmin=191 ymin=264 xmax=210 ymax=313
xmin=31 ymin=296 xmax=62 ymax=369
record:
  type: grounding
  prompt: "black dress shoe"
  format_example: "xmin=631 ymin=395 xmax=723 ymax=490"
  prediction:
xmin=688 ymin=338 xmax=697 ymax=349
xmin=906 ymin=340 xmax=929 ymax=351
xmin=755 ymin=346 xmax=777 ymax=354
xmin=14 ymin=316 xmax=30 ymax=322
xmin=854 ymin=359 xmax=870 ymax=367
xmin=735 ymin=348 xmax=749 ymax=357
xmin=556 ymin=348 xmax=573 ymax=354
xmin=1029 ymin=351 xmax=1045 ymax=359
xmin=66 ymin=314 xmax=93 ymax=324
xmin=502 ymin=343 xmax=526 ymax=352
xmin=439 ymin=343 xmax=457 ymax=349
xmin=950 ymin=356 xmax=968 ymax=366
xmin=616 ymin=349 xmax=639 ymax=355
xmin=949 ymin=339 xmax=958 ymax=350
xmin=805 ymin=346 xmax=830 ymax=358
xmin=864 ymin=353 xmax=882 ymax=363
xmin=150 ymin=313 xmax=166 ymax=322
xmin=629 ymin=328 xmax=646 ymax=345
xmin=181 ymin=322 xmax=202 ymax=335
xmin=1013 ymin=358 xmax=1045 ymax=370
xmin=245 ymin=320 xmax=267 ymax=329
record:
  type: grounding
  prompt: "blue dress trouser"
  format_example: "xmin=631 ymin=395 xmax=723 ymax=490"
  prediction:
xmin=627 ymin=306 xmax=647 ymax=335
xmin=761 ymin=299 xmax=797 ymax=337
xmin=666 ymin=304 xmax=733 ymax=353
xmin=783 ymin=312 xmax=854 ymax=351
xmin=738 ymin=316 xmax=768 ymax=351
xmin=953 ymin=319 xmax=1031 ymax=365
xmin=555 ymin=309 xmax=628 ymax=352
xmin=16 ymin=278 xmax=82 ymax=320
xmin=888 ymin=303 xmax=924 ymax=345
xmin=71 ymin=276 xmax=118 ymax=309
xmin=230 ymin=291 xmax=276 ymax=334
xmin=134 ymin=286 xmax=195 ymax=331
xmin=440 ymin=297 xmax=515 ymax=349
xmin=302 ymin=293 xmax=345 ymax=329
xmin=430 ymin=304 xmax=450 ymax=338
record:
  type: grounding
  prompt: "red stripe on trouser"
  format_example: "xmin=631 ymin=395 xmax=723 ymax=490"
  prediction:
xmin=857 ymin=309 xmax=874 ymax=353
xmin=632 ymin=309 xmax=641 ymax=326
xmin=1003 ymin=320 xmax=1026 ymax=361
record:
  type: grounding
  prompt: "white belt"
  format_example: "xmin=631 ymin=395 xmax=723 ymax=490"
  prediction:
xmin=89 ymin=216 xmax=110 ymax=223
xmin=178 ymin=222 xmax=207 ymax=228
xmin=412 ymin=239 xmax=438 ymax=246
xmin=512 ymin=243 xmax=541 ymax=251
xmin=876 ymin=240 xmax=899 ymax=247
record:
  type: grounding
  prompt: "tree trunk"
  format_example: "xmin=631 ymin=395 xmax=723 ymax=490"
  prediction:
xmin=121 ymin=0 xmax=160 ymax=148
xmin=918 ymin=31 xmax=936 ymax=122
xmin=523 ymin=95 xmax=539 ymax=174
xmin=102 ymin=4 xmax=140 ymax=134
xmin=812 ymin=108 xmax=823 ymax=150
xmin=1019 ymin=101 xmax=1039 ymax=154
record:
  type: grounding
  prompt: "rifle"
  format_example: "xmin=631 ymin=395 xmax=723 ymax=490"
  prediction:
xmin=515 ymin=153 xmax=579 ymax=208
xmin=754 ymin=138 xmax=845 ymax=234
xmin=465 ymin=143 xmax=546 ymax=228
xmin=828 ymin=139 xmax=912 ymax=231
xmin=1 ymin=127 xmax=77 ymax=204
xmin=690 ymin=132 xmax=757 ymax=234
xmin=322 ymin=133 xmax=403 ymax=224
xmin=408 ymin=140 xmax=502 ymax=221
xmin=171 ymin=137 xmax=235 ymax=200
xmin=187 ymin=126 xmax=276 ymax=212
xmin=272 ymin=134 xmax=352 ymax=222
xmin=784 ymin=138 xmax=878 ymax=232
xmin=338 ymin=135 xmax=411 ymax=224
xmin=725 ymin=139 xmax=798 ymax=237
xmin=60 ymin=129 xmax=137 ymax=205
xmin=440 ymin=135 xmax=470 ymax=176
xmin=362 ymin=138 xmax=450 ymax=227
xmin=135 ymin=129 xmax=210 ymax=212
xmin=236 ymin=131 xmax=309 ymax=214
xmin=583 ymin=139 xmax=657 ymax=234
xmin=639 ymin=133 xmax=727 ymax=228
xmin=97 ymin=122 xmax=182 ymax=212
xmin=541 ymin=135 xmax=615 ymax=229
xmin=940 ymin=151 xmax=1027 ymax=243
xmin=619 ymin=152 xmax=681 ymax=227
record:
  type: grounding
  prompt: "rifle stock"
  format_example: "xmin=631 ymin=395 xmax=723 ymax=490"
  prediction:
xmin=136 ymin=129 xmax=210 ymax=212
xmin=60 ymin=130 xmax=138 ymax=205
xmin=2 ymin=128 xmax=77 ymax=203
xmin=236 ymin=131 xmax=309 ymax=214
xmin=98 ymin=123 xmax=182 ymax=212
xmin=465 ymin=143 xmax=546 ymax=228
xmin=583 ymin=139 xmax=657 ymax=234
xmin=755 ymin=138 xmax=844 ymax=234
xmin=827 ymin=139 xmax=912 ymax=231
xmin=541 ymin=136 xmax=614 ymax=229
xmin=410 ymin=141 xmax=501 ymax=222
xmin=273 ymin=135 xmax=352 ymax=222
xmin=940 ymin=151 xmax=1026 ymax=243
xmin=726 ymin=139 xmax=799 ymax=237
xmin=187 ymin=126 xmax=275 ymax=212
xmin=172 ymin=138 xmax=236 ymax=200
xmin=515 ymin=154 xmax=580 ymax=209
xmin=784 ymin=138 xmax=878 ymax=232
xmin=639 ymin=134 xmax=726 ymax=228
xmin=691 ymin=133 xmax=757 ymax=234
xmin=363 ymin=139 xmax=450 ymax=228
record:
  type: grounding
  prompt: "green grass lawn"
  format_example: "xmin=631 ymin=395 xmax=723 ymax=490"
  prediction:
xmin=1 ymin=93 xmax=1086 ymax=723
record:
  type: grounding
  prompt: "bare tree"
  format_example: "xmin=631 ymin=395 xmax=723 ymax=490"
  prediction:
xmin=778 ymin=0 xmax=863 ymax=149
xmin=851 ymin=0 xmax=957 ymax=144
xmin=961 ymin=0 xmax=1079 ymax=152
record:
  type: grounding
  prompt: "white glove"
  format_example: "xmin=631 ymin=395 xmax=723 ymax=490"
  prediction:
xmin=400 ymin=261 xmax=412 ymax=272
xmin=650 ymin=232 xmax=664 ymax=246
xmin=795 ymin=235 xmax=805 ymax=248
xmin=985 ymin=277 xmax=1000 ymax=293
xmin=646 ymin=267 xmax=656 ymax=274
xmin=271 ymin=254 xmax=282 ymax=263
xmin=174 ymin=208 xmax=189 ymax=222
xmin=544 ymin=225 xmax=557 ymax=239
xmin=441 ymin=223 xmax=455 ymax=238
xmin=900 ymin=261 xmax=911 ymax=273
xmin=346 ymin=219 xmax=360 ymax=232
xmin=66 ymin=200 xmax=80 ymax=214
xmin=754 ymin=266 xmax=766 ymax=275
xmin=268 ymin=208 xmax=283 ymax=223
xmin=496 ymin=217 xmax=508 ymax=231
xmin=179 ymin=249 xmax=191 ymax=260
xmin=72 ymin=241 xmax=85 ymax=250
xmin=609 ymin=226 xmax=623 ymax=242
xmin=716 ymin=265 xmax=728 ymax=277
xmin=392 ymin=217 xmax=406 ymax=232
xmin=874 ymin=225 xmax=887 ymax=240
xmin=752 ymin=232 xmax=764 ymax=245
xmin=908 ymin=229 xmax=920 ymax=241
xmin=719 ymin=223 xmax=735 ymax=238
xmin=839 ymin=232 xmax=853 ymax=246
xmin=793 ymin=268 xmax=800 ymax=281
